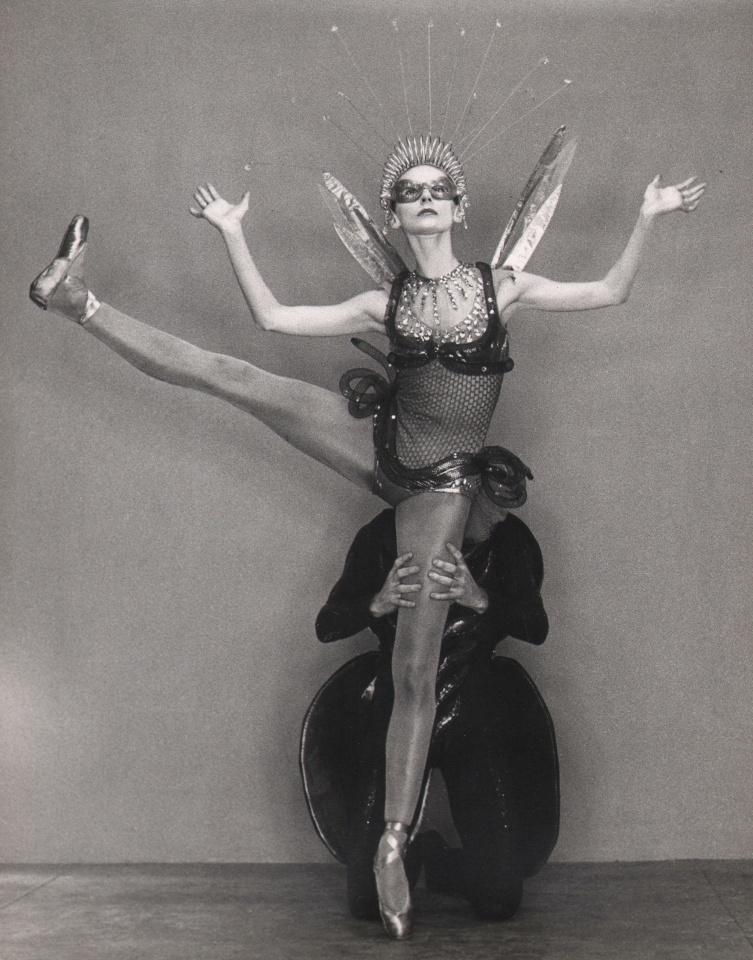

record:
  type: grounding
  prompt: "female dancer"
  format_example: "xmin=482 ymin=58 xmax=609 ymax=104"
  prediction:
xmin=29 ymin=140 xmax=703 ymax=937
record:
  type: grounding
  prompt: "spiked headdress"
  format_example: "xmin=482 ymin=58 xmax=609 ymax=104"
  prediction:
xmin=379 ymin=136 xmax=467 ymax=210
xmin=319 ymin=23 xmax=576 ymax=286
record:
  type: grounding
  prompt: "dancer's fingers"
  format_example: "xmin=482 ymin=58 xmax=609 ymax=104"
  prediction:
xmin=207 ymin=184 xmax=220 ymax=200
xmin=188 ymin=206 xmax=203 ymax=218
xmin=432 ymin=558 xmax=456 ymax=573
xmin=398 ymin=583 xmax=422 ymax=593
xmin=396 ymin=598 xmax=416 ymax=608
xmin=396 ymin=564 xmax=420 ymax=579
xmin=194 ymin=189 xmax=212 ymax=209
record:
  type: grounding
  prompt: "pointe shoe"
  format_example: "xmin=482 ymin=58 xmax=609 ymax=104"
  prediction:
xmin=374 ymin=825 xmax=413 ymax=940
xmin=30 ymin=216 xmax=100 ymax=322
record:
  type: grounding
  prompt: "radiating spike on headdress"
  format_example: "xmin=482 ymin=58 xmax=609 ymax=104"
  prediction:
xmin=392 ymin=20 xmax=413 ymax=135
xmin=458 ymin=56 xmax=550 ymax=158
xmin=337 ymin=91 xmax=391 ymax=149
xmin=323 ymin=115 xmax=382 ymax=167
xmin=439 ymin=27 xmax=465 ymax=142
xmin=427 ymin=20 xmax=433 ymax=135
xmin=330 ymin=25 xmax=400 ymax=140
xmin=462 ymin=80 xmax=573 ymax=165
xmin=449 ymin=18 xmax=502 ymax=144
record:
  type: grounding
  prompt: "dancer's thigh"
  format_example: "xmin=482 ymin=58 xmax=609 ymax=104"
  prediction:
xmin=86 ymin=306 xmax=376 ymax=493
xmin=395 ymin=492 xmax=471 ymax=583
xmin=392 ymin=492 xmax=472 ymax=660
xmin=212 ymin=359 xmax=375 ymax=491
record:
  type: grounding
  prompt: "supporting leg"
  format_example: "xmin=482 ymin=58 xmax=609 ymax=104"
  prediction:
xmin=374 ymin=491 xmax=471 ymax=938
xmin=385 ymin=492 xmax=472 ymax=823
xmin=346 ymin=664 xmax=426 ymax=922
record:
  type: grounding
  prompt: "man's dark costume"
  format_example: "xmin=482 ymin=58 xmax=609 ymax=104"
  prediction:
xmin=300 ymin=509 xmax=559 ymax=920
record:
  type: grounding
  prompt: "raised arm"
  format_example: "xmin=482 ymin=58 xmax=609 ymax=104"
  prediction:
xmin=190 ymin=184 xmax=388 ymax=337
xmin=499 ymin=175 xmax=706 ymax=313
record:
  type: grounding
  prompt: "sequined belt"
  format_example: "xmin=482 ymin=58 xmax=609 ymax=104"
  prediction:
xmin=376 ymin=438 xmax=533 ymax=508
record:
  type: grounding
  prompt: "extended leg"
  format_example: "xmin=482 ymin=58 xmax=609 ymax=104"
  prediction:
xmin=29 ymin=217 xmax=375 ymax=488
xmin=84 ymin=304 xmax=374 ymax=487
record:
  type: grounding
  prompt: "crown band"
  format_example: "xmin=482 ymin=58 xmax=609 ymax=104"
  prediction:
xmin=380 ymin=136 xmax=467 ymax=210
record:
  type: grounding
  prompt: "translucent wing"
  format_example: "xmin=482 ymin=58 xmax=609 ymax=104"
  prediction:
xmin=491 ymin=127 xmax=577 ymax=270
xmin=320 ymin=173 xmax=407 ymax=288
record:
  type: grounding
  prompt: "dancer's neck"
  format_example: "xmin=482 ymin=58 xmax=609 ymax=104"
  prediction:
xmin=405 ymin=232 xmax=459 ymax=279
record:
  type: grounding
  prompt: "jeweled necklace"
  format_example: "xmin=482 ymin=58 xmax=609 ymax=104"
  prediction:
xmin=396 ymin=263 xmax=488 ymax=343
xmin=401 ymin=262 xmax=478 ymax=327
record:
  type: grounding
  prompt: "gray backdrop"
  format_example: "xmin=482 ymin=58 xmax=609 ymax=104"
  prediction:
xmin=1 ymin=0 xmax=751 ymax=863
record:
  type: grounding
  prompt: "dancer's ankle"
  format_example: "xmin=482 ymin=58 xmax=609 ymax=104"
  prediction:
xmin=49 ymin=276 xmax=100 ymax=324
xmin=80 ymin=289 xmax=101 ymax=324
xmin=385 ymin=821 xmax=409 ymax=836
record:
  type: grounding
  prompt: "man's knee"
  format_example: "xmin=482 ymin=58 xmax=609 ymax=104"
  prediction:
xmin=347 ymin=858 xmax=380 ymax=921
xmin=469 ymin=878 xmax=524 ymax=921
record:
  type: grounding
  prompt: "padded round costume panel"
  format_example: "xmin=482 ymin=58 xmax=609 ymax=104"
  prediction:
xmin=299 ymin=651 xmax=559 ymax=875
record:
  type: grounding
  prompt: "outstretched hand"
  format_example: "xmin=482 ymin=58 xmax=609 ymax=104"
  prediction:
xmin=369 ymin=553 xmax=421 ymax=618
xmin=428 ymin=543 xmax=489 ymax=613
xmin=189 ymin=183 xmax=250 ymax=233
xmin=641 ymin=175 xmax=706 ymax=219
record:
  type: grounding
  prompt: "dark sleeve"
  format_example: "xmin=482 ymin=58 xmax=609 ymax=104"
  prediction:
xmin=315 ymin=511 xmax=397 ymax=644
xmin=481 ymin=517 xmax=549 ymax=646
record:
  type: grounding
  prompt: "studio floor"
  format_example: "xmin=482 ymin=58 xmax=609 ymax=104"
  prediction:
xmin=1 ymin=861 xmax=751 ymax=960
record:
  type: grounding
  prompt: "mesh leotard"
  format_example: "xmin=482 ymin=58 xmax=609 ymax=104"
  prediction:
xmin=340 ymin=262 xmax=532 ymax=507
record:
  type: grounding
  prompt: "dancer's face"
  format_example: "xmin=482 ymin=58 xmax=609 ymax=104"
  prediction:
xmin=391 ymin=165 xmax=463 ymax=235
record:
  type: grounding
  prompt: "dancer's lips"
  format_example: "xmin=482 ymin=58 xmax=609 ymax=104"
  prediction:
xmin=418 ymin=208 xmax=438 ymax=216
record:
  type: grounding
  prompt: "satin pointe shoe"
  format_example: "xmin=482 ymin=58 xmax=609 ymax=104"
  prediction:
xmin=29 ymin=215 xmax=100 ymax=322
xmin=373 ymin=824 xmax=413 ymax=940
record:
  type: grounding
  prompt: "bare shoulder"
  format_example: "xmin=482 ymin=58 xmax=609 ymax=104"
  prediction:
xmin=491 ymin=266 xmax=522 ymax=311
xmin=355 ymin=288 xmax=390 ymax=328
